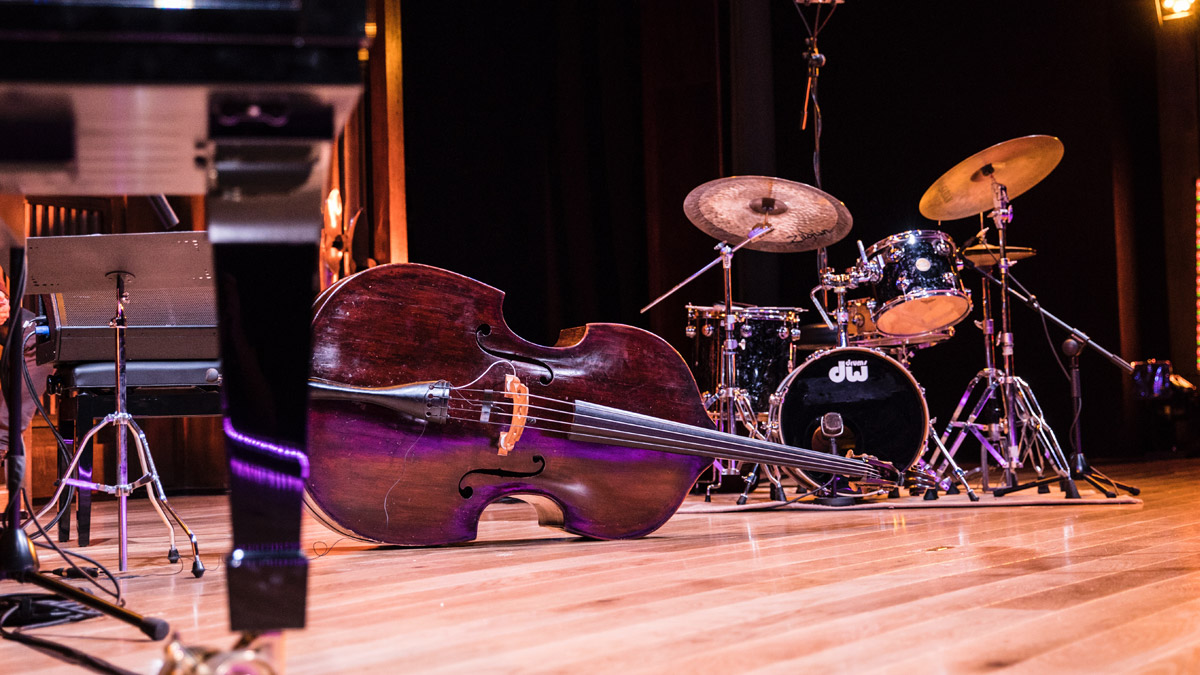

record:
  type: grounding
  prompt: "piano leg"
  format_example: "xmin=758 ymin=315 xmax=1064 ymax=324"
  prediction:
xmin=209 ymin=193 xmax=322 ymax=632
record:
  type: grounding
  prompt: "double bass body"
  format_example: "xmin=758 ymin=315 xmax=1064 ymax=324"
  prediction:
xmin=305 ymin=263 xmax=712 ymax=546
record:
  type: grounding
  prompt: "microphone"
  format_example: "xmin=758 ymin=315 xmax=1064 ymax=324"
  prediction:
xmin=820 ymin=412 xmax=844 ymax=440
xmin=820 ymin=412 xmax=844 ymax=459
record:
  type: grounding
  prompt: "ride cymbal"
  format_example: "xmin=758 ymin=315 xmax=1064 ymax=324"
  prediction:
xmin=683 ymin=175 xmax=852 ymax=253
xmin=919 ymin=135 xmax=1064 ymax=222
xmin=961 ymin=243 xmax=1037 ymax=268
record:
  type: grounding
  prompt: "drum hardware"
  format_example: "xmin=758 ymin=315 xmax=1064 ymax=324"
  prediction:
xmin=955 ymin=261 xmax=1142 ymax=498
xmin=938 ymin=238 xmax=1063 ymax=493
xmin=808 ymin=239 xmax=881 ymax=348
xmin=919 ymin=136 xmax=1078 ymax=493
xmin=909 ymin=421 xmax=979 ymax=501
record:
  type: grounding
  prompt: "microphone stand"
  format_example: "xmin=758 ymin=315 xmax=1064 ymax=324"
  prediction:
xmin=963 ymin=259 xmax=1140 ymax=497
xmin=0 ymin=245 xmax=169 ymax=642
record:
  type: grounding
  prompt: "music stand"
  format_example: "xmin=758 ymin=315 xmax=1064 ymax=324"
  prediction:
xmin=27 ymin=232 xmax=210 ymax=575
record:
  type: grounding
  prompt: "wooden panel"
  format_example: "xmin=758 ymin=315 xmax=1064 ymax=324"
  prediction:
xmin=366 ymin=0 xmax=407 ymax=265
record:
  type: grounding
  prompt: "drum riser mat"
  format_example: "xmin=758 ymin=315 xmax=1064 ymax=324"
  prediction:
xmin=678 ymin=491 xmax=1141 ymax=513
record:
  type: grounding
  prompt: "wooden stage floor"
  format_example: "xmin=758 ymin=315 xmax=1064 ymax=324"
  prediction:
xmin=4 ymin=459 xmax=1200 ymax=674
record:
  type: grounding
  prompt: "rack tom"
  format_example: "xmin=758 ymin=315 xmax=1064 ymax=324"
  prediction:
xmin=686 ymin=305 xmax=804 ymax=413
xmin=865 ymin=230 xmax=971 ymax=336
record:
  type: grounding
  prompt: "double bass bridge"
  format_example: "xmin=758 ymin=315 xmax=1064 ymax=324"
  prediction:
xmin=497 ymin=374 xmax=530 ymax=455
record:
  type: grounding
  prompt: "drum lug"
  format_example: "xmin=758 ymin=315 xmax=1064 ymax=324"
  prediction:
xmin=685 ymin=323 xmax=697 ymax=338
xmin=701 ymin=323 xmax=715 ymax=337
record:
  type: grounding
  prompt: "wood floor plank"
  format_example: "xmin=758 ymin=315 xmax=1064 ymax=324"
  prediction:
xmin=0 ymin=460 xmax=1195 ymax=674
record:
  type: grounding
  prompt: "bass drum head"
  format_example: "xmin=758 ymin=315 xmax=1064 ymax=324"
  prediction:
xmin=774 ymin=347 xmax=928 ymax=485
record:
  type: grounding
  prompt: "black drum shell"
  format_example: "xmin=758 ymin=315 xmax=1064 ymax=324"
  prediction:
xmin=687 ymin=306 xmax=799 ymax=413
xmin=772 ymin=347 xmax=928 ymax=475
xmin=866 ymin=230 xmax=971 ymax=336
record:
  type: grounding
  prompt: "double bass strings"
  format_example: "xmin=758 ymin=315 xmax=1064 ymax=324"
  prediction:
xmin=447 ymin=387 xmax=868 ymax=474
xmin=442 ymin=407 xmax=864 ymax=476
xmin=443 ymin=388 xmax=875 ymax=477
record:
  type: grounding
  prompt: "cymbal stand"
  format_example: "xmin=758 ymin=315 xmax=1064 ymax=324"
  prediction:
xmin=937 ymin=175 xmax=1078 ymax=496
xmin=642 ymin=225 xmax=775 ymax=498
xmin=962 ymin=261 xmax=1140 ymax=497
xmin=985 ymin=170 xmax=1024 ymax=485
xmin=35 ymin=273 xmax=203 ymax=574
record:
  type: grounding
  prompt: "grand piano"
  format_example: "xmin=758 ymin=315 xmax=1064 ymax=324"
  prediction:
xmin=0 ymin=0 xmax=366 ymax=633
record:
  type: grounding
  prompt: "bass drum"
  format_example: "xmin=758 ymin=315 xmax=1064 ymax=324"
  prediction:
xmin=769 ymin=346 xmax=928 ymax=487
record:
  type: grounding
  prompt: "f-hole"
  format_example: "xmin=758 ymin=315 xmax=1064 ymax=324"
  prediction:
xmin=475 ymin=324 xmax=554 ymax=385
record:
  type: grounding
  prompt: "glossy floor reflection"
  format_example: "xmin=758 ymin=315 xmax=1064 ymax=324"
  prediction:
xmin=2 ymin=459 xmax=1196 ymax=674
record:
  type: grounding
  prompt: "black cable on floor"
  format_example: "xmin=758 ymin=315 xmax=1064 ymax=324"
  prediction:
xmin=0 ymin=595 xmax=140 ymax=675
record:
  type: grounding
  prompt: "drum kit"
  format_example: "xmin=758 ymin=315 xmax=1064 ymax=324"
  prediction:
xmin=644 ymin=135 xmax=1079 ymax=504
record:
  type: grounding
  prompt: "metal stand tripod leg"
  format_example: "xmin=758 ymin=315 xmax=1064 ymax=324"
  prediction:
xmin=726 ymin=391 xmax=787 ymax=504
xmin=939 ymin=370 xmax=1010 ymax=491
xmin=991 ymin=376 xmax=1078 ymax=498
xmin=920 ymin=422 xmax=978 ymax=501
xmin=38 ymin=413 xmax=203 ymax=574
xmin=130 ymin=424 xmax=205 ymax=575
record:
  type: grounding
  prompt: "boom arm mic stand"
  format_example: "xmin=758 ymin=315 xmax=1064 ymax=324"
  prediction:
xmin=0 ymin=243 xmax=169 ymax=642
xmin=962 ymin=258 xmax=1140 ymax=497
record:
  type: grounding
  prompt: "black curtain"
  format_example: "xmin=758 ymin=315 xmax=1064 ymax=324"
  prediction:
xmin=401 ymin=0 xmax=1175 ymax=459
xmin=402 ymin=1 xmax=649 ymax=345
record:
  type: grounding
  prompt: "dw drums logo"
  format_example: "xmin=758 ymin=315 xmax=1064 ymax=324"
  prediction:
xmin=828 ymin=359 xmax=869 ymax=383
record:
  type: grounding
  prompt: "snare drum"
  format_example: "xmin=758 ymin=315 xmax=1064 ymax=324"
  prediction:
xmin=845 ymin=298 xmax=953 ymax=349
xmin=686 ymin=305 xmax=804 ymax=412
xmin=789 ymin=299 xmax=953 ymax=352
xmin=865 ymin=230 xmax=971 ymax=336
xmin=769 ymin=346 xmax=928 ymax=487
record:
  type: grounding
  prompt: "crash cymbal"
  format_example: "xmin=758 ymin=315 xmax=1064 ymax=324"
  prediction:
xmin=961 ymin=243 xmax=1036 ymax=267
xmin=919 ymin=135 xmax=1064 ymax=221
xmin=683 ymin=175 xmax=852 ymax=253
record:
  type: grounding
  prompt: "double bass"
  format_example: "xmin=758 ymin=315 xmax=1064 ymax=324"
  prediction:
xmin=305 ymin=263 xmax=875 ymax=546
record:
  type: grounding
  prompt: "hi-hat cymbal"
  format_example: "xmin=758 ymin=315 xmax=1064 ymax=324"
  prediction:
xmin=961 ymin=243 xmax=1036 ymax=267
xmin=683 ymin=175 xmax=852 ymax=253
xmin=919 ymin=135 xmax=1064 ymax=221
